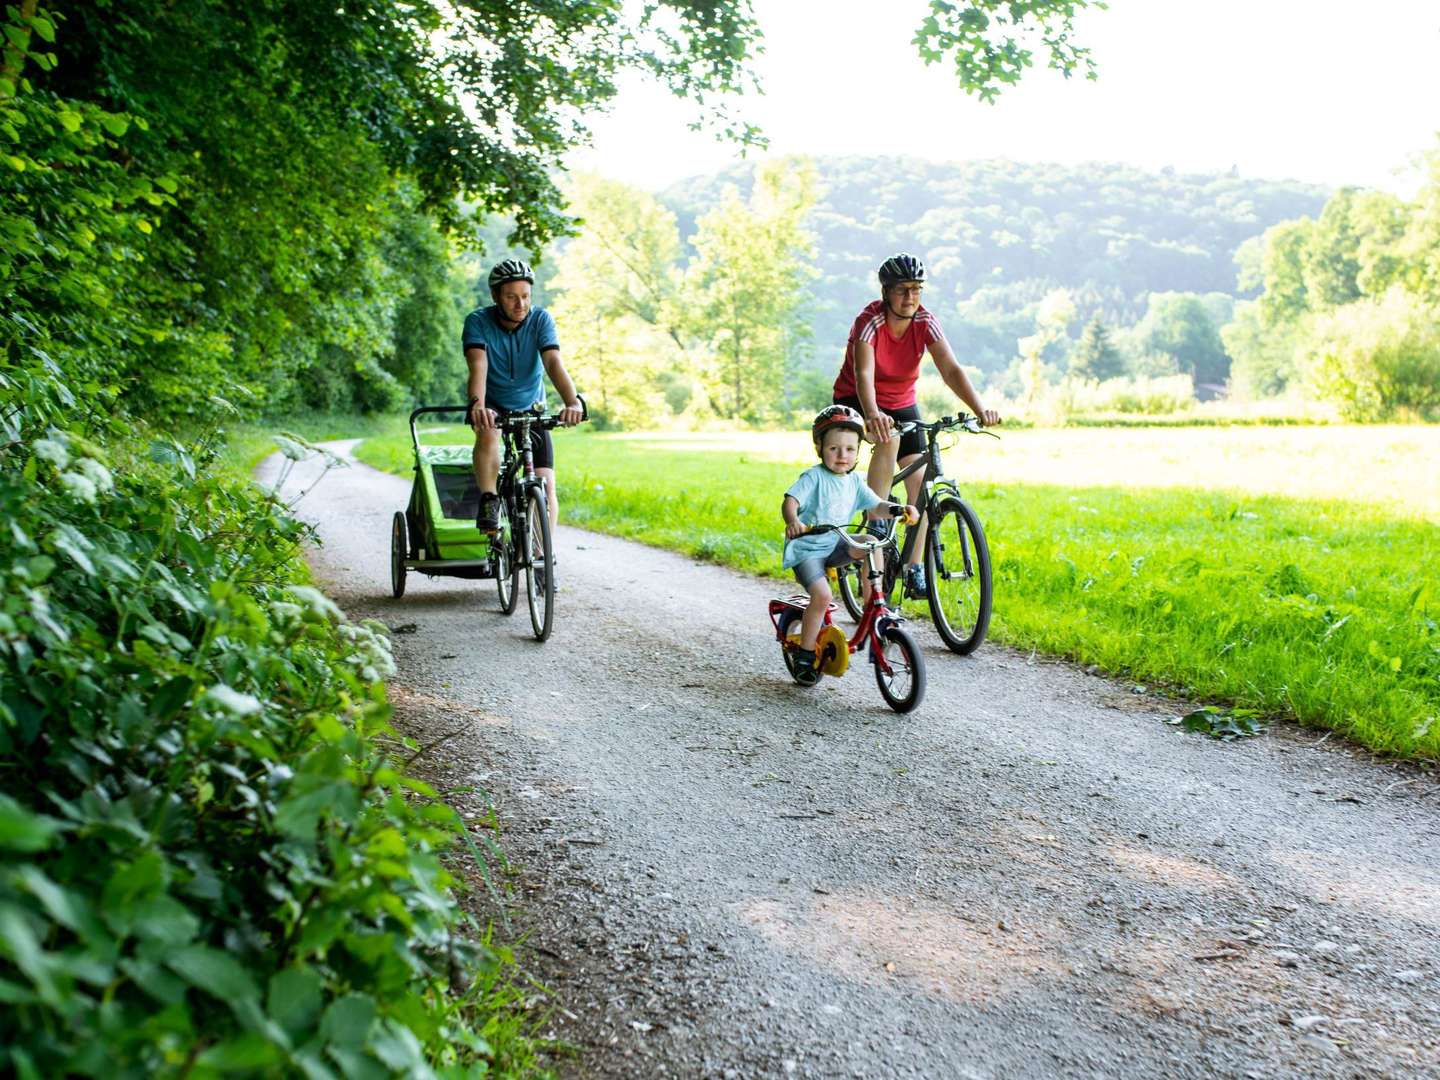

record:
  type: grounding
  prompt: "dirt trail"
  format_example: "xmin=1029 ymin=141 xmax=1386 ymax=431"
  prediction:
xmin=261 ymin=444 xmax=1439 ymax=1079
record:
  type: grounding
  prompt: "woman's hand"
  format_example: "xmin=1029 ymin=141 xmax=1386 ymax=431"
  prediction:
xmin=784 ymin=520 xmax=809 ymax=541
xmin=867 ymin=412 xmax=894 ymax=445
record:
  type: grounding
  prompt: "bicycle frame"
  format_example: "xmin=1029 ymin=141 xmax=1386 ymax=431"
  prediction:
xmin=888 ymin=425 xmax=963 ymax=566
xmin=496 ymin=414 xmax=548 ymax=571
xmin=769 ymin=535 xmax=905 ymax=676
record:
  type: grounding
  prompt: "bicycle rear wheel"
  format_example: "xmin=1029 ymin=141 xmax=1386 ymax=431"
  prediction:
xmin=494 ymin=526 xmax=515 ymax=613
xmin=495 ymin=496 xmax=519 ymax=614
xmin=925 ymin=496 xmax=992 ymax=654
xmin=836 ymin=561 xmax=865 ymax=620
xmin=524 ymin=486 xmax=554 ymax=641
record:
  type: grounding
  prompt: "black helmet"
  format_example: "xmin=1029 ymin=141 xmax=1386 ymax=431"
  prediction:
xmin=812 ymin=404 xmax=866 ymax=451
xmin=878 ymin=253 xmax=926 ymax=288
xmin=488 ymin=258 xmax=535 ymax=298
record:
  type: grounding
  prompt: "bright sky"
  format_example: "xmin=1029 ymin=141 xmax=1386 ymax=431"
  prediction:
xmin=567 ymin=0 xmax=1440 ymax=195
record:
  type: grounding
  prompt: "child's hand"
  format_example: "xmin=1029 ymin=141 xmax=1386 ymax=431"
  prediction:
xmin=785 ymin=520 xmax=809 ymax=541
xmin=903 ymin=504 xmax=919 ymax=526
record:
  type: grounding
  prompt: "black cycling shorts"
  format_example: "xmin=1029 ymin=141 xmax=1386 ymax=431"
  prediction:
xmin=834 ymin=395 xmax=925 ymax=460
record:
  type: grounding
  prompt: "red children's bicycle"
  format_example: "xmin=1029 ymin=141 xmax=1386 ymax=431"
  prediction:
xmin=768 ymin=525 xmax=927 ymax=713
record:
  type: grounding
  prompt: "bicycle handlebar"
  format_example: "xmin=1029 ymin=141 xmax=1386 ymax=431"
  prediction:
xmin=799 ymin=502 xmax=907 ymax=548
xmin=494 ymin=393 xmax=589 ymax=431
xmin=893 ymin=412 xmax=999 ymax=439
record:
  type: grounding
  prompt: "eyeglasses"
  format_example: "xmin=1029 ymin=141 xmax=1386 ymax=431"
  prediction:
xmin=890 ymin=285 xmax=924 ymax=297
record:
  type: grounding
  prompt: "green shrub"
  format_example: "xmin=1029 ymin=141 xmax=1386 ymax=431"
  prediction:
xmin=1307 ymin=288 xmax=1440 ymax=421
xmin=0 ymin=430 xmax=540 ymax=1077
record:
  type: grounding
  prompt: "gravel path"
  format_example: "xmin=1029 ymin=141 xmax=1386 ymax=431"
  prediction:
xmin=262 ymin=443 xmax=1439 ymax=1079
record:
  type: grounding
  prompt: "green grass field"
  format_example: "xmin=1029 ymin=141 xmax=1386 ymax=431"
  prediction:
xmin=354 ymin=423 xmax=1440 ymax=760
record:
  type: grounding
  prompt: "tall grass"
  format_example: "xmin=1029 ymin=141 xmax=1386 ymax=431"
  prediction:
xmin=353 ymin=426 xmax=1439 ymax=759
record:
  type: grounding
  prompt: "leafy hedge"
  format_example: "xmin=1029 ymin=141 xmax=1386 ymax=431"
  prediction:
xmin=0 ymin=428 xmax=542 ymax=1077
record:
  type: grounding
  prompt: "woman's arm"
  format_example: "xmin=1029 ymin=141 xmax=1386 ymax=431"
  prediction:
xmin=930 ymin=338 xmax=1000 ymax=426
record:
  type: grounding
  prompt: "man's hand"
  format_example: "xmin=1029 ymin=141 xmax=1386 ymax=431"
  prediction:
xmin=867 ymin=412 xmax=894 ymax=445
xmin=784 ymin=519 xmax=809 ymax=541
xmin=902 ymin=504 xmax=920 ymax=526
xmin=469 ymin=402 xmax=497 ymax=432
xmin=976 ymin=407 xmax=1001 ymax=427
xmin=558 ymin=400 xmax=584 ymax=427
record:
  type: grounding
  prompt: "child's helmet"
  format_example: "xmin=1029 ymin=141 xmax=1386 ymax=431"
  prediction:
xmin=878 ymin=252 xmax=926 ymax=288
xmin=812 ymin=404 xmax=866 ymax=452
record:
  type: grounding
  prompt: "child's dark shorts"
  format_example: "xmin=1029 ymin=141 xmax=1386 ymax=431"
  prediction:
xmin=793 ymin=533 xmax=860 ymax=589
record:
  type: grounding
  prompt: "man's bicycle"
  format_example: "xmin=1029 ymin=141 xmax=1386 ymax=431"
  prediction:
xmin=835 ymin=413 xmax=997 ymax=655
xmin=490 ymin=398 xmax=587 ymax=642
xmin=769 ymin=522 xmax=926 ymax=713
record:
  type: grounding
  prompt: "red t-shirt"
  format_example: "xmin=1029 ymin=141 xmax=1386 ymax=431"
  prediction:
xmin=832 ymin=300 xmax=946 ymax=410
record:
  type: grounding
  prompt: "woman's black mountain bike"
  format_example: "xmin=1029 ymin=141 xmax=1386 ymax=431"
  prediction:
xmin=835 ymin=413 xmax=997 ymax=655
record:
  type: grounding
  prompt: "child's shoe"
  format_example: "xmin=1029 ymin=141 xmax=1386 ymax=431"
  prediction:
xmin=793 ymin=647 xmax=820 ymax=686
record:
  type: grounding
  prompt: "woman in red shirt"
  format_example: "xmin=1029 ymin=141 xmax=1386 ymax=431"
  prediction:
xmin=833 ymin=253 xmax=1000 ymax=598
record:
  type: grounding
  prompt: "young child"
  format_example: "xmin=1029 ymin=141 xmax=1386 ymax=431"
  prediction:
xmin=781 ymin=405 xmax=918 ymax=686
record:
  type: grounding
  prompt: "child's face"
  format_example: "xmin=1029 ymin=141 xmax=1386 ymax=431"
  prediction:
xmin=820 ymin=429 xmax=860 ymax=474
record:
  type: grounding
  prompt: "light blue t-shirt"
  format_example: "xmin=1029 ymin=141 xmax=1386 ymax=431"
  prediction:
xmin=461 ymin=306 xmax=560 ymax=411
xmin=781 ymin=465 xmax=882 ymax=569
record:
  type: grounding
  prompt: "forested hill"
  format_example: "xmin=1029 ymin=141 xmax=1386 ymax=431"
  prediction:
xmin=661 ymin=157 xmax=1328 ymax=372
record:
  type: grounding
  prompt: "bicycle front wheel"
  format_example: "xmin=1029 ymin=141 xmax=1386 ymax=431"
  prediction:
xmin=873 ymin=624 xmax=925 ymax=713
xmin=925 ymin=496 xmax=992 ymax=655
xmin=524 ymin=486 xmax=554 ymax=641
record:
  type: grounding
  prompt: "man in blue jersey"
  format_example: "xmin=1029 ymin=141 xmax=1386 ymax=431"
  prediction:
xmin=463 ymin=259 xmax=584 ymax=538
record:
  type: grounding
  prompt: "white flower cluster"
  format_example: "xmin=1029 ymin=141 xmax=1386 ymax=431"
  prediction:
xmin=285 ymin=584 xmax=343 ymax=622
xmin=34 ymin=432 xmax=115 ymax=505
xmin=276 ymin=587 xmax=393 ymax=684
xmin=267 ymin=600 xmax=305 ymax=628
xmin=204 ymin=683 xmax=263 ymax=716
xmin=337 ymin=619 xmax=396 ymax=684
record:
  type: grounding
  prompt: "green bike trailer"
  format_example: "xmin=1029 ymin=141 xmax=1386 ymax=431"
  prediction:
xmin=390 ymin=404 xmax=499 ymax=597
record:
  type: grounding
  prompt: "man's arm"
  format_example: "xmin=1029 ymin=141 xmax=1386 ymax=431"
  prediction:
xmin=540 ymin=346 xmax=583 ymax=426
xmin=465 ymin=346 xmax=496 ymax=431
xmin=929 ymin=338 xmax=1001 ymax=427
xmin=852 ymin=340 xmax=895 ymax=444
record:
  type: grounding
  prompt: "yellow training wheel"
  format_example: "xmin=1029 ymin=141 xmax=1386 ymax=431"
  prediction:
xmin=816 ymin=624 xmax=850 ymax=676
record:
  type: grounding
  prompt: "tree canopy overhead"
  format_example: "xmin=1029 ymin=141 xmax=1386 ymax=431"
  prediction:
xmin=3 ymin=0 xmax=1116 ymax=422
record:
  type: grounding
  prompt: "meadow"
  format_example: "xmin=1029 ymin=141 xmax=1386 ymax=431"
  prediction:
xmin=354 ymin=423 xmax=1440 ymax=759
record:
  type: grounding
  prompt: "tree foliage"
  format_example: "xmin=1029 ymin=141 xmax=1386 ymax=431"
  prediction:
xmin=687 ymin=159 xmax=818 ymax=420
xmin=663 ymin=157 xmax=1327 ymax=383
xmin=1128 ymin=292 xmax=1232 ymax=389
xmin=548 ymin=175 xmax=692 ymax=427
xmin=1069 ymin=314 xmax=1124 ymax=382
xmin=1233 ymin=144 xmax=1440 ymax=417
xmin=915 ymin=0 xmax=1108 ymax=103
